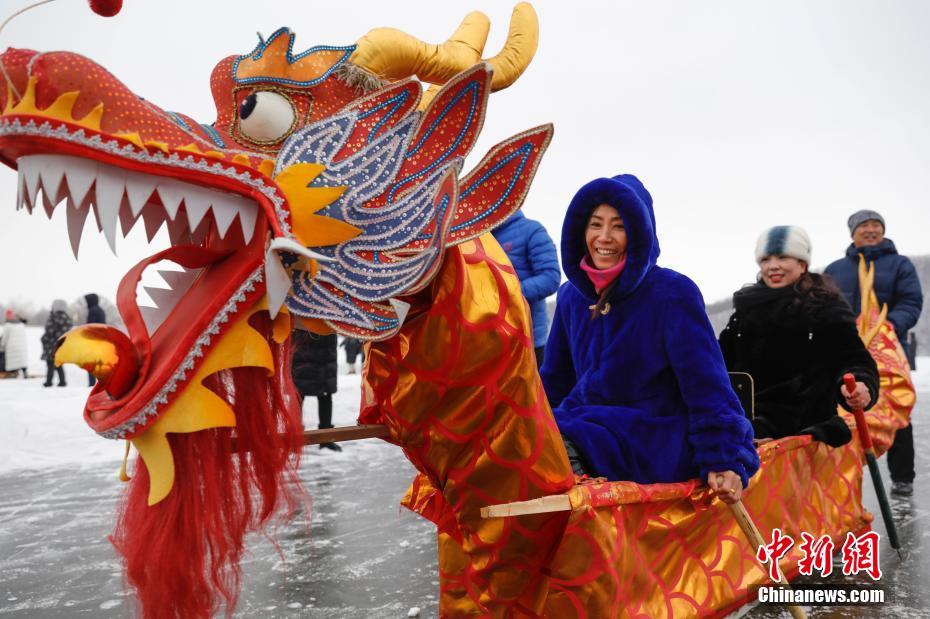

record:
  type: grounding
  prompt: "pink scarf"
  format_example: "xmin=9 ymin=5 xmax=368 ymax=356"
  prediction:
xmin=580 ymin=254 xmax=627 ymax=294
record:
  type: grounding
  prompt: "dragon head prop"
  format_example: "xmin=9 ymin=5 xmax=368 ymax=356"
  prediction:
xmin=0 ymin=3 xmax=551 ymax=617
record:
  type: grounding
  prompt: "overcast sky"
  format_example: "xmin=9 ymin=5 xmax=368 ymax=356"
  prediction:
xmin=1 ymin=0 xmax=928 ymax=311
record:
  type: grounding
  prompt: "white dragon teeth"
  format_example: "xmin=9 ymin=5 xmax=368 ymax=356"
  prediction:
xmin=139 ymin=266 xmax=203 ymax=336
xmin=65 ymin=196 xmax=90 ymax=260
xmin=15 ymin=154 xmax=260 ymax=256
xmin=182 ymin=185 xmax=213 ymax=232
xmin=155 ymin=180 xmax=184 ymax=220
xmin=158 ymin=268 xmax=202 ymax=291
xmin=94 ymin=166 xmax=124 ymax=252
xmin=22 ymin=158 xmax=42 ymax=208
xmin=124 ymin=170 xmax=157 ymax=217
xmin=63 ymin=157 xmax=97 ymax=207
xmin=211 ymin=198 xmax=237 ymax=238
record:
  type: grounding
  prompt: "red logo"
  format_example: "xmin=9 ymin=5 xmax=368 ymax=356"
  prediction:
xmin=798 ymin=533 xmax=835 ymax=577
xmin=840 ymin=531 xmax=882 ymax=580
xmin=756 ymin=528 xmax=795 ymax=581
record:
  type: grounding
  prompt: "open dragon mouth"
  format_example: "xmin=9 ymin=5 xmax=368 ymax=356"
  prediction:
xmin=13 ymin=152 xmax=271 ymax=438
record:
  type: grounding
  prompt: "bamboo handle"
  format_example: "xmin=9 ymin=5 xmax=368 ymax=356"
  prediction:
xmin=729 ymin=500 xmax=807 ymax=619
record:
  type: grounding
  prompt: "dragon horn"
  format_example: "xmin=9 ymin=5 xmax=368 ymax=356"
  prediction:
xmin=350 ymin=3 xmax=538 ymax=92
xmin=485 ymin=3 xmax=539 ymax=91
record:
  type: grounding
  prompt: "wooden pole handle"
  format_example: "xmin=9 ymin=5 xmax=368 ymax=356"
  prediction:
xmin=729 ymin=500 xmax=807 ymax=619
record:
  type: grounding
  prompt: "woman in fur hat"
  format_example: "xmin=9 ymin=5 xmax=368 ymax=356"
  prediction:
xmin=540 ymin=174 xmax=759 ymax=503
xmin=719 ymin=226 xmax=879 ymax=447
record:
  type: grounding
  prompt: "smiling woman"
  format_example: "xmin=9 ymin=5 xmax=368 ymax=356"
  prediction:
xmin=585 ymin=203 xmax=627 ymax=269
xmin=719 ymin=225 xmax=880 ymax=447
xmin=540 ymin=173 xmax=760 ymax=502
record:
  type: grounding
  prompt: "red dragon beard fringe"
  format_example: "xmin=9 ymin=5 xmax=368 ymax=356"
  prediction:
xmin=110 ymin=324 xmax=307 ymax=619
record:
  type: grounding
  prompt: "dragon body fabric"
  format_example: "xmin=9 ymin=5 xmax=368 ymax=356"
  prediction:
xmin=0 ymin=3 xmax=917 ymax=618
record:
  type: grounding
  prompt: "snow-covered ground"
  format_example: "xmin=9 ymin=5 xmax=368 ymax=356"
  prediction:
xmin=0 ymin=325 xmax=371 ymax=476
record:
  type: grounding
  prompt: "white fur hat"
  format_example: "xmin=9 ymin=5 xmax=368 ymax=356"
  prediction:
xmin=754 ymin=225 xmax=812 ymax=265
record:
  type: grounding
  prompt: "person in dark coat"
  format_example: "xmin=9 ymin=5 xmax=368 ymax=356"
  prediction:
xmin=492 ymin=210 xmax=561 ymax=366
xmin=339 ymin=337 xmax=364 ymax=374
xmin=720 ymin=226 xmax=879 ymax=449
xmin=291 ymin=330 xmax=341 ymax=451
xmin=824 ymin=210 xmax=923 ymax=496
xmin=84 ymin=293 xmax=106 ymax=386
xmin=540 ymin=174 xmax=759 ymax=503
xmin=41 ymin=299 xmax=72 ymax=387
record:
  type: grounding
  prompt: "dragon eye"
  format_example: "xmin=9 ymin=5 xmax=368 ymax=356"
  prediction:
xmin=237 ymin=91 xmax=296 ymax=143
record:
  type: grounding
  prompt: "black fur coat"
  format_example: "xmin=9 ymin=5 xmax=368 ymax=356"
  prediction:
xmin=290 ymin=331 xmax=338 ymax=397
xmin=718 ymin=281 xmax=879 ymax=447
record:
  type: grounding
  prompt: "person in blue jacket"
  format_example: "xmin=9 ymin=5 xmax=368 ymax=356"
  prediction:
xmin=824 ymin=210 xmax=923 ymax=362
xmin=492 ymin=210 xmax=562 ymax=366
xmin=540 ymin=174 xmax=759 ymax=503
xmin=824 ymin=209 xmax=924 ymax=497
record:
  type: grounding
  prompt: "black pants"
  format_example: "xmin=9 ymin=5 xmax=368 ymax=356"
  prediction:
xmin=45 ymin=360 xmax=65 ymax=385
xmin=300 ymin=393 xmax=334 ymax=429
xmin=887 ymin=422 xmax=915 ymax=483
xmin=317 ymin=393 xmax=333 ymax=429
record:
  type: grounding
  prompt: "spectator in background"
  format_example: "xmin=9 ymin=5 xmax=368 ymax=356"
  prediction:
xmin=292 ymin=331 xmax=341 ymax=451
xmin=1 ymin=309 xmax=29 ymax=378
xmin=824 ymin=210 xmax=923 ymax=497
xmin=340 ymin=337 xmax=364 ymax=374
xmin=41 ymin=299 xmax=73 ymax=387
xmin=84 ymin=293 xmax=106 ymax=386
xmin=492 ymin=209 xmax=561 ymax=367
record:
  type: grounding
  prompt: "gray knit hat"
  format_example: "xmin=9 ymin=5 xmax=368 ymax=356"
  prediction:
xmin=754 ymin=225 xmax=812 ymax=265
xmin=847 ymin=209 xmax=885 ymax=235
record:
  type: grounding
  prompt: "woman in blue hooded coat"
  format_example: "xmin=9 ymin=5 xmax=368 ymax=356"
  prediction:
xmin=540 ymin=174 xmax=760 ymax=502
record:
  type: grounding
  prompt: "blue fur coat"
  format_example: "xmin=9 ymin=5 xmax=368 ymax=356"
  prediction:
xmin=540 ymin=175 xmax=760 ymax=486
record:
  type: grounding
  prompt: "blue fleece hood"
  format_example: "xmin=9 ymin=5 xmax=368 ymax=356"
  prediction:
xmin=562 ymin=174 xmax=660 ymax=300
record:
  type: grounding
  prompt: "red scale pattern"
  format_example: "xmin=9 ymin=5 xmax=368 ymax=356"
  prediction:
xmin=361 ymin=236 xmax=575 ymax=615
